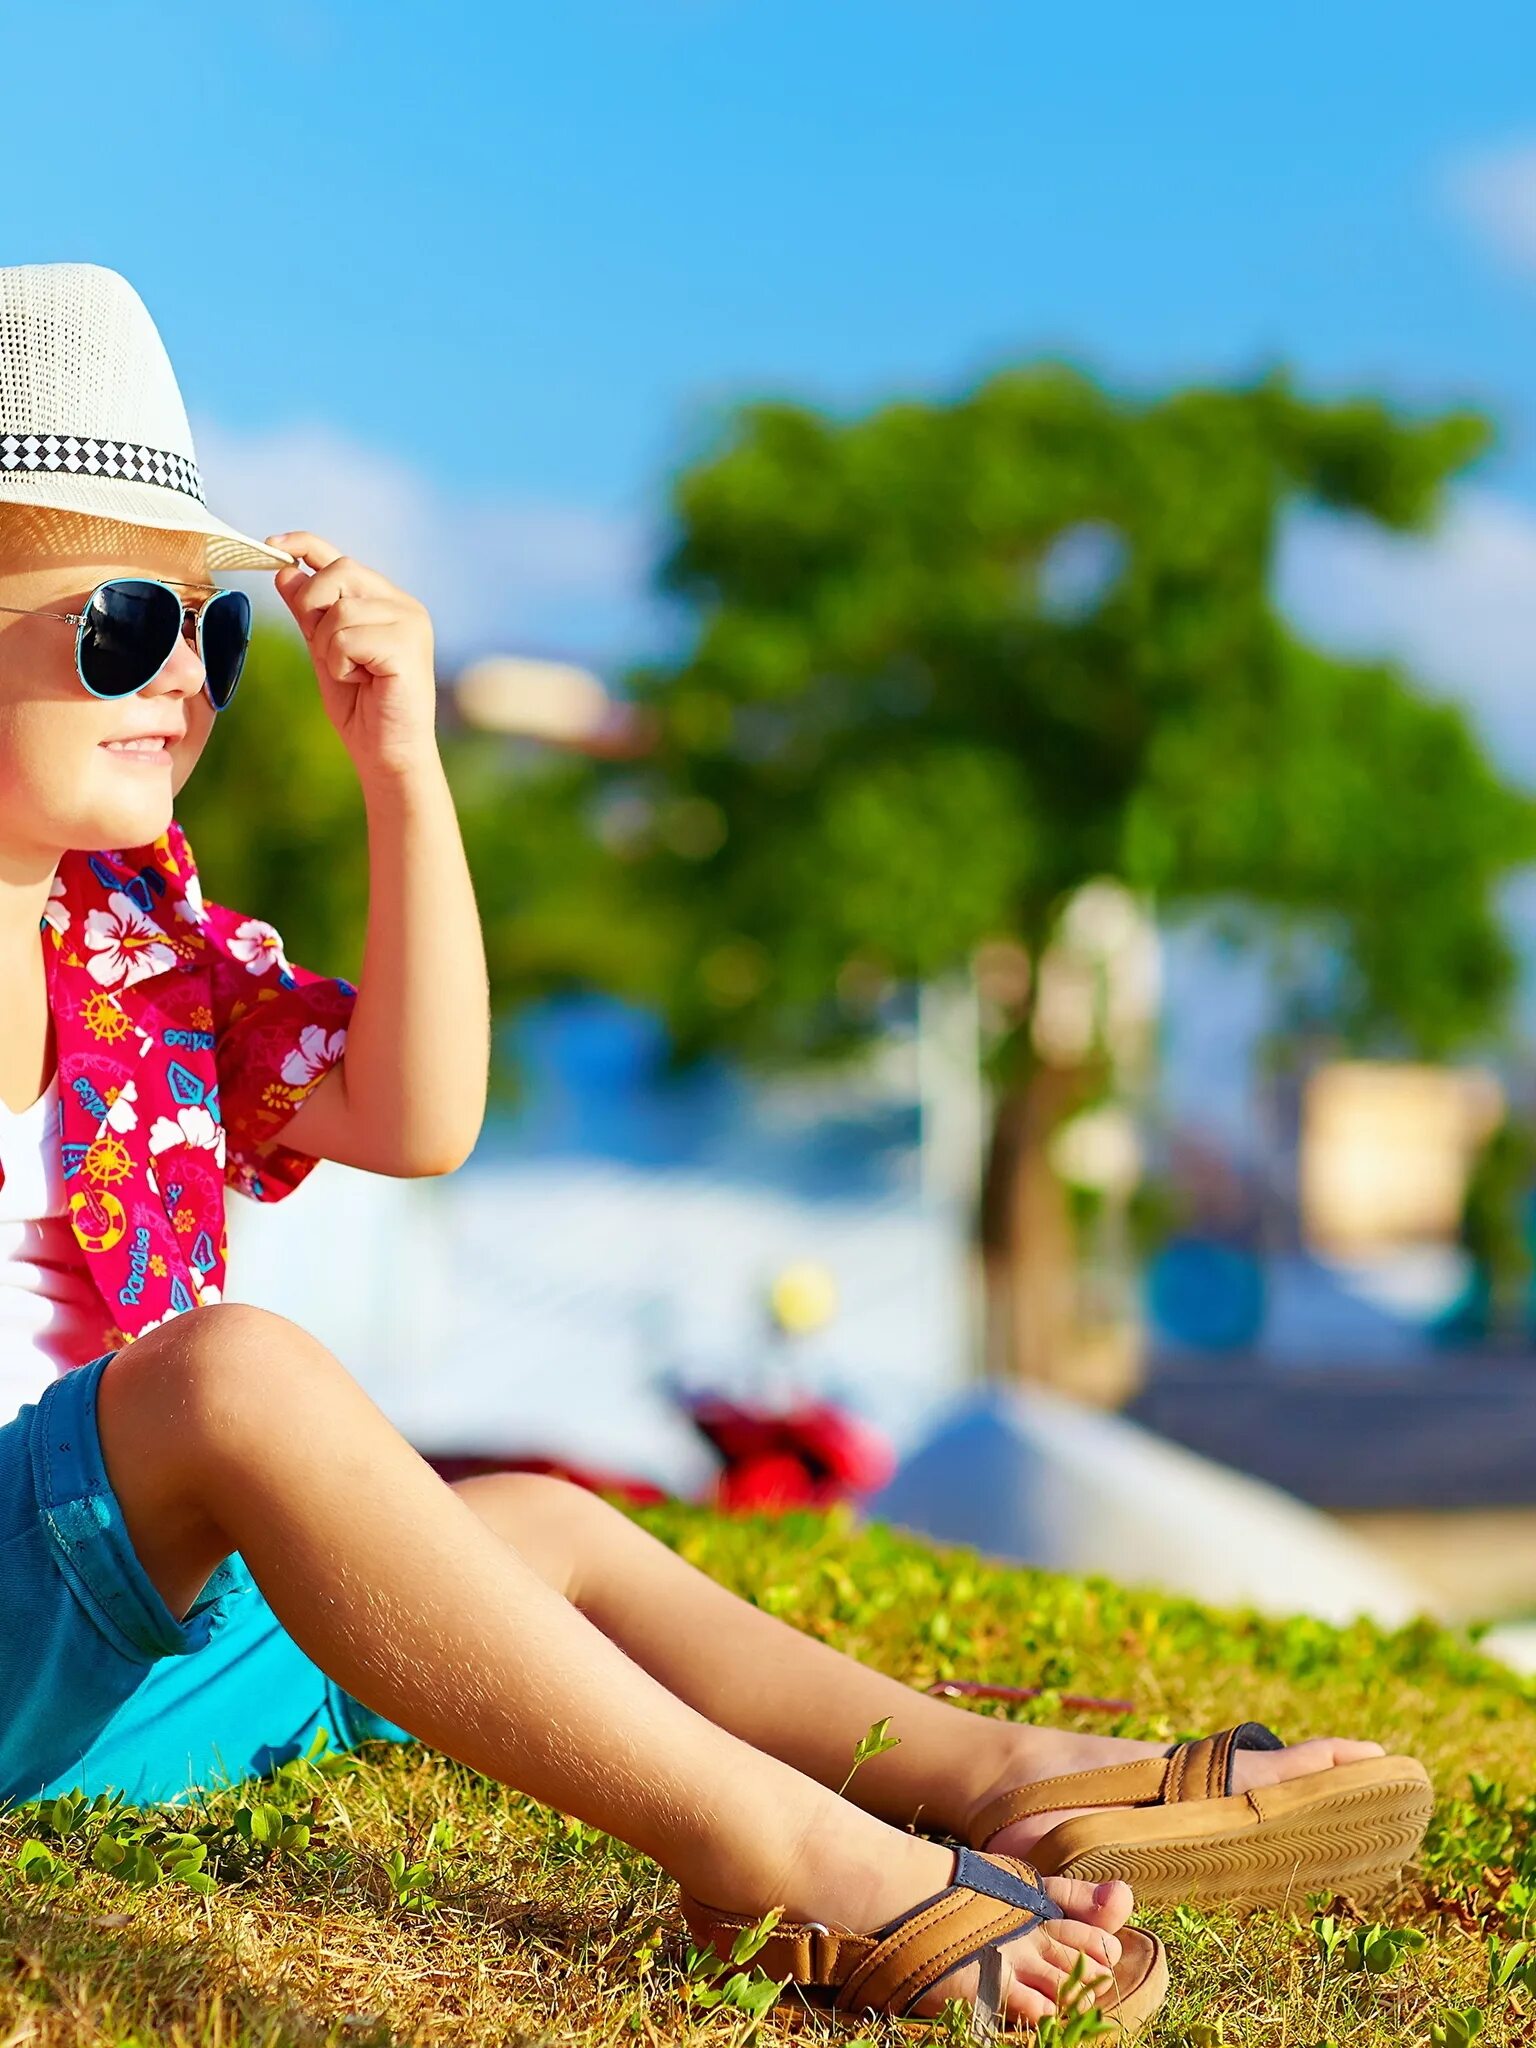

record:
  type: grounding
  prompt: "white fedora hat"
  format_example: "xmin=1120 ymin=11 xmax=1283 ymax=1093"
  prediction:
xmin=0 ymin=262 xmax=295 ymax=571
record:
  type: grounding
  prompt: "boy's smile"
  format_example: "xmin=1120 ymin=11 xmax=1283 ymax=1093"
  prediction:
xmin=98 ymin=731 xmax=178 ymax=762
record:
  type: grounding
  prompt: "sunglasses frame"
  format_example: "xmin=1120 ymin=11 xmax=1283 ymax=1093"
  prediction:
xmin=0 ymin=575 xmax=253 ymax=712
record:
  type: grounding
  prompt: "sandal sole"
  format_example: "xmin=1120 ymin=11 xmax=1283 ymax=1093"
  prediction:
xmin=1035 ymin=1759 xmax=1434 ymax=1909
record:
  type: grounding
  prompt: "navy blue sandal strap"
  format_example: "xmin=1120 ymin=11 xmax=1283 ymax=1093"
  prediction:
xmin=864 ymin=1845 xmax=1063 ymax=1944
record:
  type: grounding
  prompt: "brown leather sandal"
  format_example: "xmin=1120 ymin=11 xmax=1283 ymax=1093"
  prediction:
xmin=678 ymin=1845 xmax=1168 ymax=2037
xmin=964 ymin=1721 xmax=1434 ymax=1909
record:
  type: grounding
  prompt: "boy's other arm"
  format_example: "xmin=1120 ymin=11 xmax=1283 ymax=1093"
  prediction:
xmin=278 ymin=754 xmax=490 ymax=1177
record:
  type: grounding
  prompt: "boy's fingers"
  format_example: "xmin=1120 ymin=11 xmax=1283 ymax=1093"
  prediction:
xmin=270 ymin=544 xmax=401 ymax=620
xmin=266 ymin=531 xmax=343 ymax=572
xmin=312 ymin=604 xmax=400 ymax=673
xmin=282 ymin=566 xmax=355 ymax=641
xmin=313 ymin=600 xmax=394 ymax=640
xmin=271 ymin=568 xmax=322 ymax=642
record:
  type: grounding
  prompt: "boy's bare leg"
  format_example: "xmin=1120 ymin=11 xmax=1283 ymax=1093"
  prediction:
xmin=449 ymin=1470 xmax=1387 ymax=1858
xmin=93 ymin=1305 xmax=1130 ymax=2028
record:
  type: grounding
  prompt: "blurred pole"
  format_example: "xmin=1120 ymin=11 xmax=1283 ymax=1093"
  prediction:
xmin=916 ymin=973 xmax=989 ymax=1377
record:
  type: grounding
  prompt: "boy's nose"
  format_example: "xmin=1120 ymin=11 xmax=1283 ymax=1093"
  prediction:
xmin=146 ymin=612 xmax=206 ymax=697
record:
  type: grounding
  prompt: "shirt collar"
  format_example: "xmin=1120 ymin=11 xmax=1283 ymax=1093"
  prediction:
xmin=48 ymin=841 xmax=204 ymax=992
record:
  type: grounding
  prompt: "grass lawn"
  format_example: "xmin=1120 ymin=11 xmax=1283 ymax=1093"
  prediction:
xmin=3 ymin=1501 xmax=1535 ymax=2046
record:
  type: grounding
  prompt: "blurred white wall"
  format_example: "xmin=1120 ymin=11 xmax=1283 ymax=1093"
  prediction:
xmin=224 ymin=1155 xmax=971 ymax=1493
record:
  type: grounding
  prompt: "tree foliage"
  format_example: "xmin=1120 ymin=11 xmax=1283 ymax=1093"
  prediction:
xmin=532 ymin=364 xmax=1535 ymax=1070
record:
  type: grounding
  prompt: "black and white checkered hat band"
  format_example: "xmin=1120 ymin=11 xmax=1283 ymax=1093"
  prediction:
xmin=0 ymin=432 xmax=204 ymax=505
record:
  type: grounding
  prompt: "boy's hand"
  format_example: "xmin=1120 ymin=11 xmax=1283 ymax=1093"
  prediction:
xmin=265 ymin=531 xmax=438 ymax=783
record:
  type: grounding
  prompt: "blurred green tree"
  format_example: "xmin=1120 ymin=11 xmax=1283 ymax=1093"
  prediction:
xmin=506 ymin=365 xmax=1536 ymax=1383
xmin=1454 ymin=1111 xmax=1536 ymax=1345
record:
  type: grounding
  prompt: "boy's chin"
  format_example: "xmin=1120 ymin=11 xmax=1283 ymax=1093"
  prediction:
xmin=77 ymin=772 xmax=176 ymax=852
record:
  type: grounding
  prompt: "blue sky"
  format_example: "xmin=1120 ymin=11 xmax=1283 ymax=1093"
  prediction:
xmin=4 ymin=0 xmax=1535 ymax=680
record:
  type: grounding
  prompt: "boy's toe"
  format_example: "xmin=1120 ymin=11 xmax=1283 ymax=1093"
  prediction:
xmin=1045 ymin=1872 xmax=1134 ymax=1930
xmin=1048 ymin=1925 xmax=1122 ymax=1990
xmin=1045 ymin=1920 xmax=1122 ymax=1975
xmin=1005 ymin=1977 xmax=1061 ymax=2025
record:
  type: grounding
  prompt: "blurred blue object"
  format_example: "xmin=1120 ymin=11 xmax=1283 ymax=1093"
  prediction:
xmin=488 ymin=993 xmax=922 ymax=1198
xmin=1146 ymin=1235 xmax=1266 ymax=1351
xmin=1428 ymin=1269 xmax=1490 ymax=1345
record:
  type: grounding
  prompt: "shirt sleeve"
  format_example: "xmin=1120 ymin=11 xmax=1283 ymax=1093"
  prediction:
xmin=204 ymin=901 xmax=357 ymax=1203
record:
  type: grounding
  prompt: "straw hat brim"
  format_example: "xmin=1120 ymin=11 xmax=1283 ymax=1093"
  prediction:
xmin=0 ymin=470 xmax=295 ymax=571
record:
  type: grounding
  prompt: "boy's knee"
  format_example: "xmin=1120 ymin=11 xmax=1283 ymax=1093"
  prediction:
xmin=515 ymin=1471 xmax=623 ymax=1521
xmin=110 ymin=1301 xmax=336 ymax=1441
xmin=453 ymin=1469 xmax=622 ymax=1551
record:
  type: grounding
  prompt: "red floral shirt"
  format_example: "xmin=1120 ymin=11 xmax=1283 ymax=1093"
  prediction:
xmin=5 ymin=817 xmax=355 ymax=1358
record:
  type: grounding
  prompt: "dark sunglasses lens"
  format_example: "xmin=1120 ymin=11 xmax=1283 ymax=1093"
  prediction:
xmin=200 ymin=590 xmax=252 ymax=710
xmin=78 ymin=580 xmax=183 ymax=699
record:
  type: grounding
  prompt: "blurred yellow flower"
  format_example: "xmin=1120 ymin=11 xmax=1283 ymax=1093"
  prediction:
xmin=769 ymin=1261 xmax=839 ymax=1336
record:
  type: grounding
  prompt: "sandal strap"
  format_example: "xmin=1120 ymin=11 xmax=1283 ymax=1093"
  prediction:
xmin=1162 ymin=1721 xmax=1284 ymax=1803
xmin=967 ymin=1756 xmax=1173 ymax=1844
xmin=837 ymin=1849 xmax=1062 ymax=2018
xmin=676 ymin=1848 xmax=1060 ymax=2021
xmin=680 ymin=1913 xmax=873 ymax=1989
xmin=965 ymin=1721 xmax=1285 ymax=1845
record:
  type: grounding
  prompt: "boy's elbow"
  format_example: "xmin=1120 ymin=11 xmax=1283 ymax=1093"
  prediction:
xmin=389 ymin=1149 xmax=467 ymax=1180
xmin=393 ymin=1127 xmax=480 ymax=1178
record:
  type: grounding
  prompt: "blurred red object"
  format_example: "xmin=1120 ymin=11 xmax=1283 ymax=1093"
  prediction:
xmin=421 ymin=1390 xmax=895 ymax=1516
xmin=423 ymin=1452 xmax=670 ymax=1507
xmin=680 ymin=1390 xmax=897 ymax=1511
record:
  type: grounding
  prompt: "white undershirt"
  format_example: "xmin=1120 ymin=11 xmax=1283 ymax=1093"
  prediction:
xmin=0 ymin=1076 xmax=107 ymax=1426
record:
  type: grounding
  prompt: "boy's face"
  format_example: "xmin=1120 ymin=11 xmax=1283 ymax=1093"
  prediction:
xmin=0 ymin=510 xmax=222 ymax=860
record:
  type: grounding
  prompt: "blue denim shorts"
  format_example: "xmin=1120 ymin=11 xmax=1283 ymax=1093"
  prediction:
xmin=0 ymin=1350 xmax=414 ymax=1809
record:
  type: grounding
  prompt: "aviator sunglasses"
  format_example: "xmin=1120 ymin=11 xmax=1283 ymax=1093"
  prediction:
xmin=0 ymin=576 xmax=253 ymax=711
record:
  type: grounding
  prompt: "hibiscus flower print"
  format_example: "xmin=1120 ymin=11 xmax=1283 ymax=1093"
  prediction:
xmin=148 ymin=1103 xmax=224 ymax=1158
xmin=83 ymin=891 xmax=180 ymax=989
xmin=280 ymin=1023 xmax=348 ymax=1091
xmin=43 ymin=874 xmax=69 ymax=936
xmin=227 ymin=917 xmax=293 ymax=978
xmin=104 ymin=1080 xmax=139 ymax=1133
xmin=174 ymin=870 xmax=207 ymax=926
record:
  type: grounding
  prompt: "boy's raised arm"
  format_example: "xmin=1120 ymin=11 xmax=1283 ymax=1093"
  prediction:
xmin=265 ymin=531 xmax=490 ymax=1179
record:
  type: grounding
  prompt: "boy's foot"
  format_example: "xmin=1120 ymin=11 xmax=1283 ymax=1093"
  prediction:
xmin=908 ymin=1868 xmax=1136 ymax=2027
xmin=965 ymin=1731 xmax=1388 ymax=1862
xmin=771 ymin=1828 xmax=1136 ymax=2027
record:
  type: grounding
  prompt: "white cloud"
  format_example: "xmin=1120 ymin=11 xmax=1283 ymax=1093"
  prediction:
xmin=190 ymin=414 xmax=659 ymax=670
xmin=1443 ymin=140 xmax=1536 ymax=278
xmin=1279 ymin=488 xmax=1536 ymax=784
